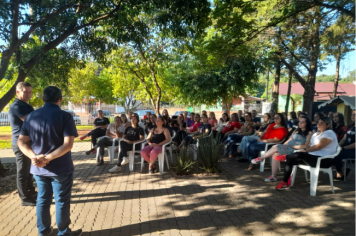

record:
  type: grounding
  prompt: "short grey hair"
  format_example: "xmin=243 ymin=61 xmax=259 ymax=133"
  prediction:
xmin=16 ymin=82 xmax=32 ymax=91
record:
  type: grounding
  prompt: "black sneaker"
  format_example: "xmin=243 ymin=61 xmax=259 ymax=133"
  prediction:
xmin=85 ymin=149 xmax=94 ymax=155
xmin=70 ymin=229 xmax=83 ymax=236
xmin=21 ymin=198 xmax=36 ymax=206
xmin=43 ymin=226 xmax=53 ymax=236
xmin=97 ymin=160 xmax=104 ymax=166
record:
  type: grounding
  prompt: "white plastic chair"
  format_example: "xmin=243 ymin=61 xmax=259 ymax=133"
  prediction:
xmin=95 ymin=136 xmax=121 ymax=164
xmin=140 ymin=131 xmax=175 ymax=175
xmin=127 ymin=135 xmax=147 ymax=171
xmin=291 ymin=146 xmax=341 ymax=196
xmin=259 ymin=138 xmax=286 ymax=172
xmin=165 ymin=130 xmax=176 ymax=163
xmin=342 ymin=158 xmax=355 ymax=183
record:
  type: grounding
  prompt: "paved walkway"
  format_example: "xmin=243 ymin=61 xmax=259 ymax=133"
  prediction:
xmin=0 ymin=143 xmax=354 ymax=236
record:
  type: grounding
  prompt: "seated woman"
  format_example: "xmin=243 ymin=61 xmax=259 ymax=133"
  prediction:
xmin=275 ymin=117 xmax=339 ymax=190
xmin=236 ymin=113 xmax=272 ymax=161
xmin=183 ymin=111 xmax=189 ymax=123
xmin=143 ymin=112 xmax=152 ymax=126
xmin=219 ymin=113 xmax=241 ymax=142
xmin=215 ymin=113 xmax=229 ymax=134
xmin=334 ymin=110 xmax=355 ymax=180
xmin=79 ymin=110 xmax=110 ymax=150
xmin=208 ymin=112 xmax=218 ymax=131
xmin=108 ymin=114 xmax=144 ymax=172
xmin=312 ymin=112 xmax=325 ymax=132
xmin=121 ymin=114 xmax=131 ymax=128
xmin=287 ymin=111 xmax=299 ymax=129
xmin=85 ymin=116 xmax=126 ymax=165
xmin=145 ymin=114 xmax=157 ymax=135
xmin=250 ymin=115 xmax=313 ymax=181
xmin=224 ymin=112 xmax=255 ymax=158
xmin=174 ymin=114 xmax=211 ymax=151
xmin=141 ymin=116 xmax=171 ymax=174
xmin=162 ymin=109 xmax=171 ymax=124
xmin=245 ymin=113 xmax=288 ymax=170
xmin=186 ymin=112 xmax=195 ymax=127
xmin=333 ymin=112 xmax=347 ymax=142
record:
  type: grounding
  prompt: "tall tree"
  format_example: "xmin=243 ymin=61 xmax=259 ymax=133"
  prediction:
xmin=322 ymin=15 xmax=355 ymax=97
xmin=0 ymin=0 xmax=210 ymax=112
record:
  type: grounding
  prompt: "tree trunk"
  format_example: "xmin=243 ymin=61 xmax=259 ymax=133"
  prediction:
xmin=333 ymin=52 xmax=341 ymax=98
xmin=285 ymin=69 xmax=293 ymax=113
xmin=290 ymin=97 xmax=295 ymax=111
xmin=302 ymin=7 xmax=321 ymax=115
xmin=222 ymin=97 xmax=233 ymax=116
xmin=271 ymin=59 xmax=281 ymax=112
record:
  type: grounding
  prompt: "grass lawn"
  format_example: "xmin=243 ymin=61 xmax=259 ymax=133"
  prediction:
xmin=0 ymin=125 xmax=92 ymax=149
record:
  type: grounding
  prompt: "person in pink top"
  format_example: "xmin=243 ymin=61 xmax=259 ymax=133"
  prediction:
xmin=208 ymin=112 xmax=218 ymax=130
xmin=187 ymin=114 xmax=201 ymax=133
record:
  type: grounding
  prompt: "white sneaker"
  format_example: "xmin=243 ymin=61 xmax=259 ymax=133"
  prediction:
xmin=108 ymin=166 xmax=121 ymax=173
xmin=264 ymin=175 xmax=278 ymax=182
xmin=121 ymin=157 xmax=129 ymax=165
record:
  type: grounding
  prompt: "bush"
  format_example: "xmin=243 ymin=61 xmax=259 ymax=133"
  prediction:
xmin=172 ymin=146 xmax=196 ymax=175
xmin=196 ymin=134 xmax=222 ymax=174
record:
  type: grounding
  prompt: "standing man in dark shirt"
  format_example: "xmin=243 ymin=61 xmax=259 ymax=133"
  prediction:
xmin=18 ymin=86 xmax=82 ymax=236
xmin=8 ymin=82 xmax=36 ymax=206
xmin=79 ymin=110 xmax=110 ymax=152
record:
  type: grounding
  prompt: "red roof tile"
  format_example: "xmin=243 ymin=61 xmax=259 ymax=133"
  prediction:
xmin=279 ymin=83 xmax=355 ymax=100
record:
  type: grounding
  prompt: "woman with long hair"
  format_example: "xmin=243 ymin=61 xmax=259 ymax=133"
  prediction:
xmin=162 ymin=109 xmax=171 ymax=124
xmin=121 ymin=114 xmax=131 ymax=128
xmin=245 ymin=113 xmax=288 ymax=170
xmin=236 ymin=113 xmax=271 ymax=159
xmin=332 ymin=112 xmax=347 ymax=142
xmin=334 ymin=110 xmax=355 ymax=179
xmin=312 ymin=112 xmax=325 ymax=132
xmin=224 ymin=112 xmax=255 ymax=158
xmin=141 ymin=116 xmax=171 ymax=174
xmin=251 ymin=115 xmax=313 ymax=180
xmin=145 ymin=114 xmax=157 ymax=135
xmin=108 ymin=114 xmax=145 ymax=172
xmin=208 ymin=112 xmax=218 ymax=130
xmin=275 ymin=117 xmax=338 ymax=190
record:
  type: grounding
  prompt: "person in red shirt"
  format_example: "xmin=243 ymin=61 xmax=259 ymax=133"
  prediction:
xmin=220 ymin=113 xmax=241 ymax=142
xmin=245 ymin=113 xmax=288 ymax=170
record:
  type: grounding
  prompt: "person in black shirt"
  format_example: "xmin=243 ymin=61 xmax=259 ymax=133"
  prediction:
xmin=145 ymin=114 xmax=157 ymax=135
xmin=79 ymin=110 xmax=110 ymax=150
xmin=172 ymin=114 xmax=187 ymax=145
xmin=334 ymin=110 xmax=355 ymax=179
xmin=8 ymin=82 xmax=36 ymax=206
xmin=108 ymin=113 xmax=144 ymax=172
xmin=238 ymin=110 xmax=246 ymax=123
xmin=174 ymin=114 xmax=211 ymax=151
xmin=141 ymin=116 xmax=171 ymax=173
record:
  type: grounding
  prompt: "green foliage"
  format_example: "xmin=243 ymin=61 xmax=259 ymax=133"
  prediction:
xmin=172 ymin=146 xmax=196 ymax=175
xmin=174 ymin=55 xmax=261 ymax=108
xmin=196 ymin=135 xmax=222 ymax=174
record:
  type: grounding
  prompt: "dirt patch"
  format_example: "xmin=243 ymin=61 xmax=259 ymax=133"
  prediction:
xmin=0 ymin=163 xmax=18 ymax=196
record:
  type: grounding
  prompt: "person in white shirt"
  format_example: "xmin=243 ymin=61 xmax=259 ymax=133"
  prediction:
xmin=275 ymin=116 xmax=338 ymax=190
xmin=85 ymin=116 xmax=125 ymax=165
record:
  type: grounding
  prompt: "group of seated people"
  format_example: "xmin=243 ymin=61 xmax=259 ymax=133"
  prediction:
xmin=79 ymin=108 xmax=355 ymax=189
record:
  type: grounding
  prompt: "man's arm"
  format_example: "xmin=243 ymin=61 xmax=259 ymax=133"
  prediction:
xmin=18 ymin=135 xmax=46 ymax=167
xmin=41 ymin=136 xmax=75 ymax=163
xmin=18 ymin=135 xmax=36 ymax=158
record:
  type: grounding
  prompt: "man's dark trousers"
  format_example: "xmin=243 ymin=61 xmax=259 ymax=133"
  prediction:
xmin=12 ymin=145 xmax=35 ymax=201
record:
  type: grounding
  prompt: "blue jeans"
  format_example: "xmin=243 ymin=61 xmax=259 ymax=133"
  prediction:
xmin=247 ymin=140 xmax=267 ymax=162
xmin=34 ymin=173 xmax=73 ymax=236
xmin=238 ymin=136 xmax=259 ymax=159
xmin=224 ymin=134 xmax=244 ymax=155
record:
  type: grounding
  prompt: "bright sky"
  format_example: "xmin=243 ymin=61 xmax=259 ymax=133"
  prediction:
xmin=317 ymin=51 xmax=355 ymax=78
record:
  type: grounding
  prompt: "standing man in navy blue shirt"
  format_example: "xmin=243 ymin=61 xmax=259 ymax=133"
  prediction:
xmin=8 ymin=82 xmax=36 ymax=206
xmin=18 ymin=86 xmax=82 ymax=236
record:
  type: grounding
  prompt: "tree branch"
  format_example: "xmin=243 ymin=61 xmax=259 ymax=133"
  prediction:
xmin=281 ymin=41 xmax=311 ymax=72
xmin=281 ymin=58 xmax=306 ymax=88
